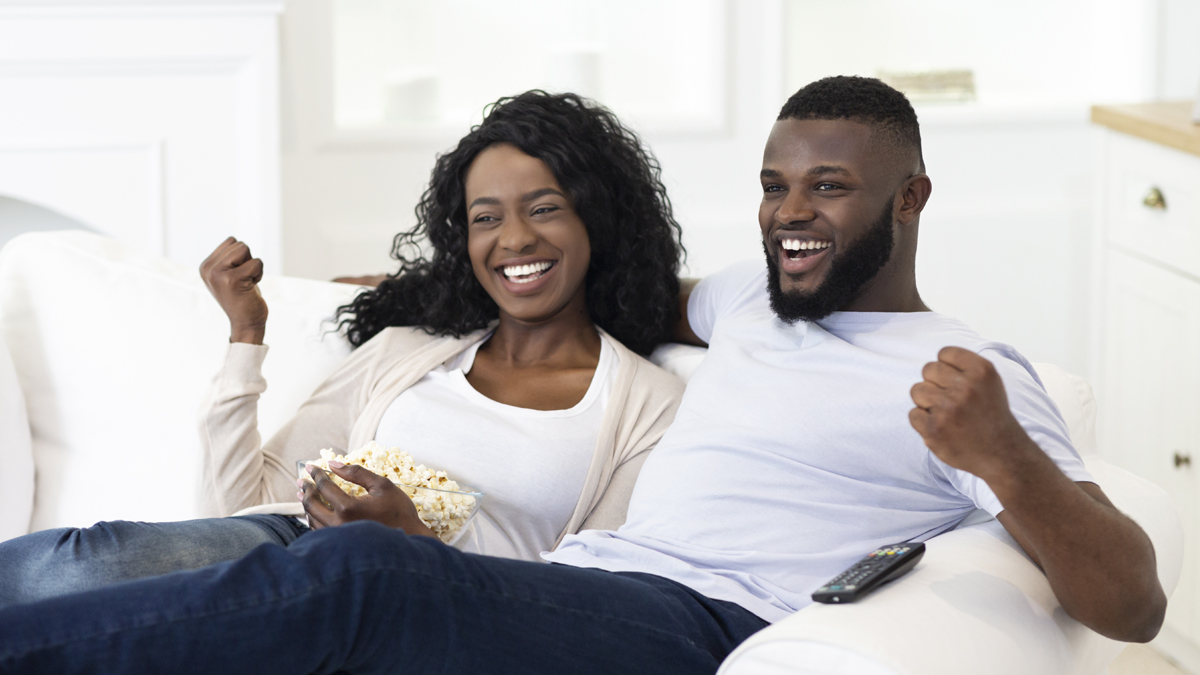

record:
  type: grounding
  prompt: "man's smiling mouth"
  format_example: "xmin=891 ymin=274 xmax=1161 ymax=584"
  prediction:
xmin=780 ymin=237 xmax=831 ymax=260
xmin=500 ymin=261 xmax=555 ymax=284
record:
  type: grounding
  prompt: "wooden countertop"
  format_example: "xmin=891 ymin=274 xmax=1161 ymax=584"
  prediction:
xmin=1091 ymin=101 xmax=1200 ymax=157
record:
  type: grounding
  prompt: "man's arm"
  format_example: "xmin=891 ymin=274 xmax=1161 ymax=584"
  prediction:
xmin=909 ymin=347 xmax=1166 ymax=643
xmin=674 ymin=278 xmax=706 ymax=346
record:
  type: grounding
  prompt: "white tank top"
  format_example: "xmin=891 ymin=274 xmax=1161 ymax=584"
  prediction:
xmin=374 ymin=334 xmax=616 ymax=561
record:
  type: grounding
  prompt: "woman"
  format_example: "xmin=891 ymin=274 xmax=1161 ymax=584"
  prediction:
xmin=0 ymin=91 xmax=686 ymax=604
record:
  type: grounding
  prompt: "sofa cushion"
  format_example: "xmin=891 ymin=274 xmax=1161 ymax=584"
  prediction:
xmin=0 ymin=337 xmax=33 ymax=542
xmin=0 ymin=231 xmax=360 ymax=532
xmin=1031 ymin=361 xmax=1098 ymax=458
xmin=648 ymin=342 xmax=708 ymax=383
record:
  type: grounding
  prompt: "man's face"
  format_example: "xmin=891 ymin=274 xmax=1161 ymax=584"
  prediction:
xmin=758 ymin=118 xmax=899 ymax=323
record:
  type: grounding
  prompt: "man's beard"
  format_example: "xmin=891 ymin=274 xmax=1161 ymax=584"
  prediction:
xmin=765 ymin=200 xmax=895 ymax=324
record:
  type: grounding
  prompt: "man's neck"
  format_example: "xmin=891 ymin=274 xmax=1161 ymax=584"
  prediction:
xmin=838 ymin=269 xmax=928 ymax=314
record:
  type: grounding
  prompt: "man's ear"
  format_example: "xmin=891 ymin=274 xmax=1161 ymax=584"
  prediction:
xmin=895 ymin=174 xmax=932 ymax=226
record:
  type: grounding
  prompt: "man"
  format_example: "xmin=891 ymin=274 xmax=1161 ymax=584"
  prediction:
xmin=0 ymin=76 xmax=1164 ymax=674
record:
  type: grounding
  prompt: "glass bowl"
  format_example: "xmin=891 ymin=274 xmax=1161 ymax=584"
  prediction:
xmin=297 ymin=460 xmax=483 ymax=546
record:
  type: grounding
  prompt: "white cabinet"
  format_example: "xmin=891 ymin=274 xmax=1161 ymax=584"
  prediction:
xmin=1100 ymin=251 xmax=1200 ymax=641
xmin=1092 ymin=103 xmax=1200 ymax=670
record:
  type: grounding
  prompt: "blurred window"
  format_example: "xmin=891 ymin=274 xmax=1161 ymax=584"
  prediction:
xmin=332 ymin=0 xmax=728 ymax=133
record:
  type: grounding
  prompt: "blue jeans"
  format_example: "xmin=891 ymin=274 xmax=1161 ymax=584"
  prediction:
xmin=0 ymin=515 xmax=307 ymax=606
xmin=0 ymin=521 xmax=768 ymax=674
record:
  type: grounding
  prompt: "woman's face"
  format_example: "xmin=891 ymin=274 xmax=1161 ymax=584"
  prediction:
xmin=464 ymin=143 xmax=591 ymax=325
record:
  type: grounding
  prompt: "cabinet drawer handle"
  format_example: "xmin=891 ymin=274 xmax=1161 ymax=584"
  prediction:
xmin=1143 ymin=187 xmax=1167 ymax=210
xmin=1174 ymin=452 xmax=1191 ymax=468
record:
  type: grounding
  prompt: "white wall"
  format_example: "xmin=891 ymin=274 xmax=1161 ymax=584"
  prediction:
xmin=778 ymin=0 xmax=1179 ymax=376
xmin=913 ymin=113 xmax=1095 ymax=375
xmin=280 ymin=0 xmax=783 ymax=282
xmin=277 ymin=0 xmax=1195 ymax=378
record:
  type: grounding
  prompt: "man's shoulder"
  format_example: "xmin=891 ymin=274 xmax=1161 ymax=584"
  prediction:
xmin=690 ymin=259 xmax=770 ymax=340
xmin=900 ymin=317 xmax=1048 ymax=401
xmin=699 ymin=259 xmax=768 ymax=301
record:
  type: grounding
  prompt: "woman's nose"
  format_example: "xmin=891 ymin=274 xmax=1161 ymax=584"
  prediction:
xmin=497 ymin=215 xmax=539 ymax=253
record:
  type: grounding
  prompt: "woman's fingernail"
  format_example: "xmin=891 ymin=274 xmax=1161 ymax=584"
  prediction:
xmin=328 ymin=460 xmax=345 ymax=469
xmin=296 ymin=491 xmax=304 ymax=501
xmin=296 ymin=478 xmax=305 ymax=488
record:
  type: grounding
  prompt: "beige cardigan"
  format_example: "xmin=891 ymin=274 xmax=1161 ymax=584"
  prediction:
xmin=198 ymin=326 xmax=685 ymax=548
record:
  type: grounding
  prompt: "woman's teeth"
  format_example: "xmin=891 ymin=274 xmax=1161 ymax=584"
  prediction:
xmin=780 ymin=238 xmax=830 ymax=259
xmin=501 ymin=261 xmax=554 ymax=283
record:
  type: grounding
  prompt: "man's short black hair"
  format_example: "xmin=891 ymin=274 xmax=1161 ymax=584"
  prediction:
xmin=778 ymin=76 xmax=924 ymax=171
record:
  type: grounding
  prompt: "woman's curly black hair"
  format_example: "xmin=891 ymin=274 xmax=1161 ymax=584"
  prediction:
xmin=336 ymin=90 xmax=684 ymax=356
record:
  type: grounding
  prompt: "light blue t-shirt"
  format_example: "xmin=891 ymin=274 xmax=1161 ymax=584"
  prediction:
xmin=543 ymin=260 xmax=1092 ymax=623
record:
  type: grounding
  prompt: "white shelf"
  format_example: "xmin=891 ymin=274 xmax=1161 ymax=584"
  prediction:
xmin=914 ymin=101 xmax=1092 ymax=126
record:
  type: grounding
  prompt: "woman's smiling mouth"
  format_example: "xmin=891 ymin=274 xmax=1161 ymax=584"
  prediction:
xmin=495 ymin=259 xmax=560 ymax=295
xmin=500 ymin=260 xmax=555 ymax=284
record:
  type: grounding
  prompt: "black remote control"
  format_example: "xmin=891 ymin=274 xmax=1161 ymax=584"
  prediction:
xmin=811 ymin=541 xmax=925 ymax=604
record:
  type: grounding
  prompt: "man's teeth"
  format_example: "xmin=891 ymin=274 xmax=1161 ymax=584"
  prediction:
xmin=501 ymin=261 xmax=553 ymax=283
xmin=780 ymin=239 xmax=831 ymax=252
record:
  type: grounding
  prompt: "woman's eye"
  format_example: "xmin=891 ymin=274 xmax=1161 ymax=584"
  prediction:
xmin=472 ymin=215 xmax=497 ymax=224
xmin=532 ymin=205 xmax=559 ymax=216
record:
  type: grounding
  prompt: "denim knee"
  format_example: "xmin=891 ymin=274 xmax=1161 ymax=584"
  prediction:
xmin=288 ymin=522 xmax=418 ymax=571
xmin=0 ymin=528 xmax=92 ymax=605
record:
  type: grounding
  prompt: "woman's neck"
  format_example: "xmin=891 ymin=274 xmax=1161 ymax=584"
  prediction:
xmin=481 ymin=294 xmax=601 ymax=369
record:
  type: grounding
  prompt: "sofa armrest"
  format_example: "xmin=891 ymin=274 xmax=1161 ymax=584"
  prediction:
xmin=718 ymin=458 xmax=1182 ymax=675
xmin=0 ymin=336 xmax=33 ymax=542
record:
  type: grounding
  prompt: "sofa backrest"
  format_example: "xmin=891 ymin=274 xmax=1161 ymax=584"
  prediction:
xmin=0 ymin=231 xmax=359 ymax=537
xmin=0 ymin=334 xmax=33 ymax=541
xmin=0 ymin=231 xmax=1101 ymax=540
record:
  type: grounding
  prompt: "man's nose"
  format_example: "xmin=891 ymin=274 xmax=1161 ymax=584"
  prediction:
xmin=777 ymin=191 xmax=816 ymax=225
xmin=497 ymin=214 xmax=539 ymax=253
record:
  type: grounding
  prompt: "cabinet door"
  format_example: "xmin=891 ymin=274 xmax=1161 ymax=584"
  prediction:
xmin=1100 ymin=250 xmax=1200 ymax=640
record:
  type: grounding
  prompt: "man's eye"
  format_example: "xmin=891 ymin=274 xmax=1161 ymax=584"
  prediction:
xmin=815 ymin=183 xmax=840 ymax=191
xmin=762 ymin=184 xmax=783 ymax=193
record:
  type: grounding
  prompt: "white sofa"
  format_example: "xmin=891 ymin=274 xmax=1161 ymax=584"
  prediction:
xmin=0 ymin=231 xmax=1183 ymax=674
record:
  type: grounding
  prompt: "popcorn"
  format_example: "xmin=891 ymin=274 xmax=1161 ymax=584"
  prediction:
xmin=302 ymin=441 xmax=479 ymax=543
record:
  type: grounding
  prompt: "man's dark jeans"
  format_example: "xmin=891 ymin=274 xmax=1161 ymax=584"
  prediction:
xmin=0 ymin=521 xmax=768 ymax=674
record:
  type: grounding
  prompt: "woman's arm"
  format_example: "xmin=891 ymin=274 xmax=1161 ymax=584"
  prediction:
xmin=197 ymin=238 xmax=379 ymax=516
xmin=572 ymin=354 xmax=687 ymax=536
xmin=578 ymin=451 xmax=651 ymax=532
xmin=197 ymin=341 xmax=378 ymax=516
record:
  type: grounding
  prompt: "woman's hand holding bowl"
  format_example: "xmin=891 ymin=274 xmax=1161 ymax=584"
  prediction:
xmin=297 ymin=461 xmax=438 ymax=539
